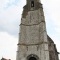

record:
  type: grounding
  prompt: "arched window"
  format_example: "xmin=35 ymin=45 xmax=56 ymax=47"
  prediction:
xmin=31 ymin=1 xmax=34 ymax=7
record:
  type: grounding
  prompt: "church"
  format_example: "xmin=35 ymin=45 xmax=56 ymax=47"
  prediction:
xmin=16 ymin=0 xmax=59 ymax=60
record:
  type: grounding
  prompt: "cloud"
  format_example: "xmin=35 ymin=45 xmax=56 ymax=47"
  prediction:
xmin=4 ymin=0 xmax=20 ymax=8
xmin=0 ymin=0 xmax=20 ymax=9
xmin=0 ymin=5 xmax=21 ymax=36
xmin=43 ymin=0 xmax=60 ymax=26
xmin=41 ymin=0 xmax=60 ymax=36
xmin=0 ymin=0 xmax=26 ymax=36
xmin=0 ymin=0 xmax=8 ymax=12
xmin=41 ymin=0 xmax=60 ymax=24
xmin=0 ymin=32 xmax=18 ymax=60
xmin=0 ymin=7 xmax=20 ymax=34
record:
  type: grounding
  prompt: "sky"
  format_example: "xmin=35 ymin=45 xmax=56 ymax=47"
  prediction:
xmin=0 ymin=0 xmax=60 ymax=60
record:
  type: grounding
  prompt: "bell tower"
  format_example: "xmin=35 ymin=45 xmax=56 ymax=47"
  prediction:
xmin=16 ymin=0 xmax=50 ymax=60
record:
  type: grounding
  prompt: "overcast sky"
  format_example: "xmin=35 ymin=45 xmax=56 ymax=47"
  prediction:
xmin=0 ymin=0 xmax=60 ymax=60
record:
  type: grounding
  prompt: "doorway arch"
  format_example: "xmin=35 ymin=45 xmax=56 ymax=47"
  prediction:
xmin=27 ymin=54 xmax=39 ymax=60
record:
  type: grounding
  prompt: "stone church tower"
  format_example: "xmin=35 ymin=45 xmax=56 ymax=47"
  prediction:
xmin=16 ymin=0 xmax=59 ymax=60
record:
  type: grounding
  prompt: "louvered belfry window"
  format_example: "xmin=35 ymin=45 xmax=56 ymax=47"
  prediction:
xmin=31 ymin=1 xmax=34 ymax=7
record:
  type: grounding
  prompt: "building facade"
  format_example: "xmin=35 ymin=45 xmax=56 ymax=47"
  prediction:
xmin=16 ymin=0 xmax=59 ymax=60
